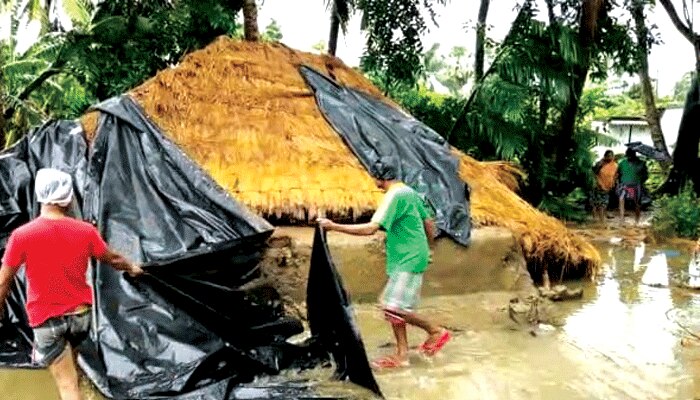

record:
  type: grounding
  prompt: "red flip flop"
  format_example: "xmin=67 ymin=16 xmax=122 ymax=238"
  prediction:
xmin=420 ymin=330 xmax=451 ymax=356
xmin=371 ymin=355 xmax=409 ymax=369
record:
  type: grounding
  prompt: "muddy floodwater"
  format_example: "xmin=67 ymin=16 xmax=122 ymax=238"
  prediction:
xmin=357 ymin=241 xmax=698 ymax=400
xmin=3 ymin=239 xmax=700 ymax=399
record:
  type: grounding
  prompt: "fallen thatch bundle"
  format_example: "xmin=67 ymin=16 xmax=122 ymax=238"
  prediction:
xmin=81 ymin=37 xmax=599 ymax=279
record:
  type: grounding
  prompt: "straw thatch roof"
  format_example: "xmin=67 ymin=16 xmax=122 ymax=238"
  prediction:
xmin=81 ymin=37 xmax=600 ymax=279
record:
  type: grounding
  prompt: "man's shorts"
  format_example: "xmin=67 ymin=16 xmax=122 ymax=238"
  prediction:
xmin=33 ymin=308 xmax=91 ymax=365
xmin=617 ymin=183 xmax=642 ymax=203
xmin=380 ymin=271 xmax=423 ymax=315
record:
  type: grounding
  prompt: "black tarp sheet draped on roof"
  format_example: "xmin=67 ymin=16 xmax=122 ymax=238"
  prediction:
xmin=300 ymin=66 xmax=471 ymax=246
xmin=0 ymin=96 xmax=380 ymax=399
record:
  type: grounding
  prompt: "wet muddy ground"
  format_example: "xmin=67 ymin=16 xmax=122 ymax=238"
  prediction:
xmin=352 ymin=219 xmax=700 ymax=400
xmin=4 ymin=220 xmax=700 ymax=399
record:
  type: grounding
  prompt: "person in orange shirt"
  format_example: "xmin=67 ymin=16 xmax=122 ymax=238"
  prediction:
xmin=591 ymin=150 xmax=618 ymax=224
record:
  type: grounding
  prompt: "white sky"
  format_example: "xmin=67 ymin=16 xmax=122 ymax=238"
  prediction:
xmin=258 ymin=0 xmax=697 ymax=96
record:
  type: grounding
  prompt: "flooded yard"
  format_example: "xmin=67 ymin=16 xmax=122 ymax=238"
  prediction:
xmin=354 ymin=238 xmax=700 ymax=399
xmin=3 ymin=237 xmax=700 ymax=399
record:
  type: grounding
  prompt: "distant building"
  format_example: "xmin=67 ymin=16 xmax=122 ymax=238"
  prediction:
xmin=590 ymin=106 xmax=683 ymax=159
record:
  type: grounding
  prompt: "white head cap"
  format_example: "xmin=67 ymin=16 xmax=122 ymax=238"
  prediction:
xmin=35 ymin=168 xmax=74 ymax=207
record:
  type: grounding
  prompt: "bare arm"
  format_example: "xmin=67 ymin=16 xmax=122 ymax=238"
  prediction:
xmin=317 ymin=218 xmax=380 ymax=236
xmin=424 ymin=218 xmax=436 ymax=248
xmin=0 ymin=266 xmax=18 ymax=316
xmin=97 ymin=249 xmax=143 ymax=276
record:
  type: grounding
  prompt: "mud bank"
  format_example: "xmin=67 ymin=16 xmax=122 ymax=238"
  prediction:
xmin=258 ymin=227 xmax=537 ymax=314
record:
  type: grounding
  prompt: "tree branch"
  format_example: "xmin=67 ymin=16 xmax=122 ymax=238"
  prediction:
xmin=658 ymin=0 xmax=696 ymax=44
xmin=3 ymin=66 xmax=63 ymax=121
xmin=17 ymin=68 xmax=62 ymax=101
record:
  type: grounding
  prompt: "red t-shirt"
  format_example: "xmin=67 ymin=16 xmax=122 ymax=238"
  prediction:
xmin=1 ymin=216 xmax=108 ymax=327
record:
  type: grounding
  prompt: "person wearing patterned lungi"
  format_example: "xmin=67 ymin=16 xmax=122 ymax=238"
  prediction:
xmin=617 ymin=148 xmax=648 ymax=225
xmin=317 ymin=158 xmax=451 ymax=369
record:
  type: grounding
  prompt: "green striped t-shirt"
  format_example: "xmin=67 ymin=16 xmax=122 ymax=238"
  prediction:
xmin=371 ymin=182 xmax=431 ymax=274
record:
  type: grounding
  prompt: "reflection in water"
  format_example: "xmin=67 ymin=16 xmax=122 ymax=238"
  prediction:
xmin=642 ymin=253 xmax=670 ymax=287
xmin=688 ymin=252 xmax=700 ymax=289
xmin=355 ymin=243 xmax=696 ymax=400
xmin=633 ymin=242 xmax=645 ymax=272
xmin=563 ymin=245 xmax=691 ymax=400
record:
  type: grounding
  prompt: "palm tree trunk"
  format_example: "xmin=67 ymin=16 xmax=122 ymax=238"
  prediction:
xmin=630 ymin=0 xmax=671 ymax=167
xmin=328 ymin=1 xmax=340 ymax=55
xmin=553 ymin=0 xmax=604 ymax=173
xmin=447 ymin=2 xmax=531 ymax=142
xmin=243 ymin=0 xmax=260 ymax=42
xmin=544 ymin=0 xmax=556 ymax=23
xmin=657 ymin=0 xmax=700 ymax=193
xmin=661 ymin=79 xmax=700 ymax=194
xmin=474 ymin=0 xmax=490 ymax=82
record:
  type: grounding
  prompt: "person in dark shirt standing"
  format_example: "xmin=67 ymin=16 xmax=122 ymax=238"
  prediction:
xmin=617 ymin=148 xmax=648 ymax=225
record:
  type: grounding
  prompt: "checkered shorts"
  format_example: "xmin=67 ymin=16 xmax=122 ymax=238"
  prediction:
xmin=380 ymin=271 xmax=423 ymax=314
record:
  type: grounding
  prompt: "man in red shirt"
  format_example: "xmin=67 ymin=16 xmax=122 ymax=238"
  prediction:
xmin=0 ymin=168 xmax=143 ymax=400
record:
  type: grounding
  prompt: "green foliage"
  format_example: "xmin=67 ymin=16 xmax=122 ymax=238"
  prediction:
xmin=538 ymin=187 xmax=589 ymax=222
xmin=438 ymin=47 xmax=472 ymax=95
xmin=70 ymin=0 xmax=243 ymax=100
xmin=449 ymin=4 xmax=587 ymax=197
xmin=311 ymin=40 xmax=327 ymax=53
xmin=419 ymin=43 xmax=445 ymax=87
xmin=441 ymin=0 xmax=640 ymax=212
xmin=417 ymin=44 xmax=472 ymax=95
xmin=262 ymin=19 xmax=283 ymax=42
xmin=2 ymin=0 xmax=249 ymax=148
xmin=1 ymin=4 xmax=94 ymax=147
xmin=673 ymin=71 xmax=695 ymax=103
xmin=651 ymin=184 xmax=700 ymax=239
xmin=390 ymin=87 xmax=480 ymax=152
xmin=645 ymin=160 xmax=667 ymax=194
xmin=0 ymin=0 xmax=93 ymax=143
xmin=359 ymin=0 xmax=446 ymax=92
xmin=586 ymin=88 xmax=645 ymax=120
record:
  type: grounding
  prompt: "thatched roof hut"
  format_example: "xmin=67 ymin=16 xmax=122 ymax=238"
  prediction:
xmin=81 ymin=37 xmax=600 ymax=279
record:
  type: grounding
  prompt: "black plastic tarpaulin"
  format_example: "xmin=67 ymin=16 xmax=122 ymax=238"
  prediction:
xmin=307 ymin=227 xmax=381 ymax=397
xmin=300 ymin=66 xmax=471 ymax=245
xmin=0 ymin=120 xmax=86 ymax=368
xmin=0 ymin=96 xmax=381 ymax=399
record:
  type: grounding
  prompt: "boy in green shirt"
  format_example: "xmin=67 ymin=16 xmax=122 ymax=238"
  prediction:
xmin=317 ymin=158 xmax=451 ymax=369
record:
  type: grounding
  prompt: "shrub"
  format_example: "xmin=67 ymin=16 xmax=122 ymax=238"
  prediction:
xmin=651 ymin=184 xmax=700 ymax=239
xmin=538 ymin=187 xmax=589 ymax=223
